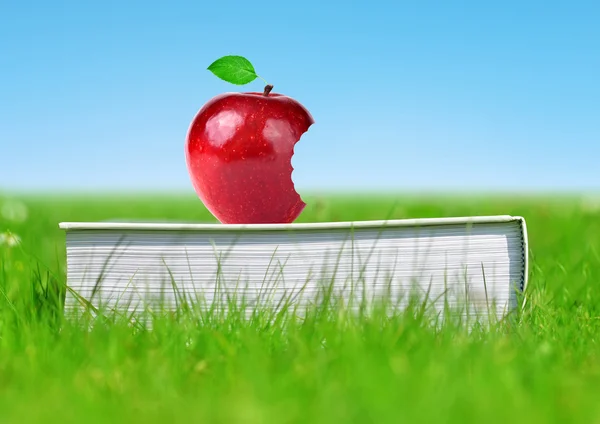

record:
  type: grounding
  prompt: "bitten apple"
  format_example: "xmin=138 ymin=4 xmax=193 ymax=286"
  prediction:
xmin=185 ymin=84 xmax=314 ymax=224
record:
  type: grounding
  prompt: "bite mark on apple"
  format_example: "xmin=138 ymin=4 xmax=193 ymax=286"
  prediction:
xmin=290 ymin=122 xmax=313 ymax=213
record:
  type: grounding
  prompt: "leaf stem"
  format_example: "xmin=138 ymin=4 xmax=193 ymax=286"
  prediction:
xmin=256 ymin=74 xmax=269 ymax=86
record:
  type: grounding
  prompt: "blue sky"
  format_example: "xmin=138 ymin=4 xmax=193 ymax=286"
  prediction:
xmin=1 ymin=0 xmax=598 ymax=193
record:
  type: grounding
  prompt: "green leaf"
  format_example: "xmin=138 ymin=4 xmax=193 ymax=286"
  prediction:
xmin=207 ymin=55 xmax=258 ymax=85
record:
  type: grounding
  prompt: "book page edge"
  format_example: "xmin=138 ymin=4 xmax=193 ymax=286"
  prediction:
xmin=58 ymin=215 xmax=521 ymax=232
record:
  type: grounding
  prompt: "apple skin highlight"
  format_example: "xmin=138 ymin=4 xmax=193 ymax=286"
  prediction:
xmin=185 ymin=90 xmax=314 ymax=224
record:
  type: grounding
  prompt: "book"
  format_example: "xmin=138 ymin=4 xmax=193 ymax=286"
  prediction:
xmin=58 ymin=215 xmax=529 ymax=322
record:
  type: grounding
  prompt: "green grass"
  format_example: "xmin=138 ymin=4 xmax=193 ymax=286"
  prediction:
xmin=1 ymin=191 xmax=600 ymax=423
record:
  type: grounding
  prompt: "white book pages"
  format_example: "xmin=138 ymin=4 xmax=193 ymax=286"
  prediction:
xmin=59 ymin=216 xmax=528 ymax=322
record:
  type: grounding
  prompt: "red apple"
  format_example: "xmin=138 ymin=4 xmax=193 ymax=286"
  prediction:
xmin=185 ymin=85 xmax=314 ymax=224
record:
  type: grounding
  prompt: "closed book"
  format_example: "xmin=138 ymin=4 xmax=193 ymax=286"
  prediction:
xmin=59 ymin=215 xmax=528 ymax=322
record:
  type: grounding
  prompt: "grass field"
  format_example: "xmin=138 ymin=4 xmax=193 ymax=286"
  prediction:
xmin=1 ymin=192 xmax=599 ymax=423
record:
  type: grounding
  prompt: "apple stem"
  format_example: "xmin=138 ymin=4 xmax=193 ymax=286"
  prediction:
xmin=263 ymin=84 xmax=274 ymax=97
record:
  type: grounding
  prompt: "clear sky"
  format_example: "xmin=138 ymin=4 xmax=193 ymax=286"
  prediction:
xmin=1 ymin=0 xmax=598 ymax=193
